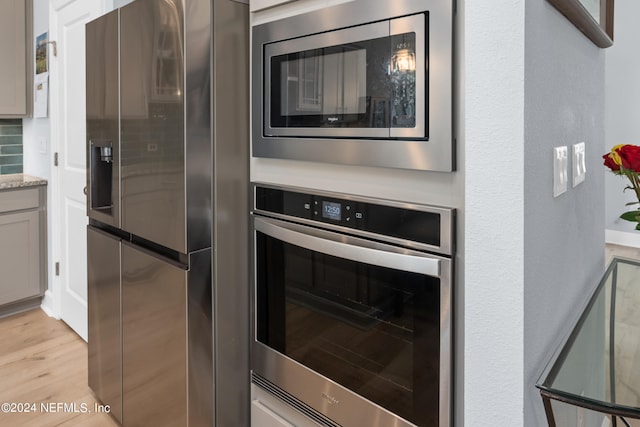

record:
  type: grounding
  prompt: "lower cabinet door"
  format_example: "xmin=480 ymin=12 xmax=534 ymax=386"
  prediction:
xmin=0 ymin=210 xmax=40 ymax=306
xmin=122 ymin=242 xmax=187 ymax=427
xmin=87 ymin=226 xmax=122 ymax=423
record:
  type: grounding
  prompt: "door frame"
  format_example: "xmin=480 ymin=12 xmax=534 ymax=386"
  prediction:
xmin=43 ymin=0 xmax=114 ymax=325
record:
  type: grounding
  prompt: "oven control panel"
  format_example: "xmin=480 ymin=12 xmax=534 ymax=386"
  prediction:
xmin=254 ymin=185 xmax=454 ymax=254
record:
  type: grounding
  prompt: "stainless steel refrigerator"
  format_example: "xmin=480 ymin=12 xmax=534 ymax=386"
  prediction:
xmin=85 ymin=0 xmax=249 ymax=425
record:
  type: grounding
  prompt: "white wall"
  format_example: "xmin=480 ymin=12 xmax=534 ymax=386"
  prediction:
xmin=22 ymin=0 xmax=52 ymax=295
xmin=605 ymin=0 xmax=640 ymax=247
xmin=463 ymin=1 xmax=525 ymax=426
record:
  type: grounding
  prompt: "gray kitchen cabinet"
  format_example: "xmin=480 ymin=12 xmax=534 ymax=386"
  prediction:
xmin=0 ymin=0 xmax=33 ymax=117
xmin=0 ymin=183 xmax=47 ymax=315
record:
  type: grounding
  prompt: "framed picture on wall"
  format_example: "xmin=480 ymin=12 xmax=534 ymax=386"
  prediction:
xmin=547 ymin=0 xmax=614 ymax=48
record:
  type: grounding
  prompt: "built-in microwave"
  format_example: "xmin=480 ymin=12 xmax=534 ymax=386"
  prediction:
xmin=252 ymin=0 xmax=454 ymax=171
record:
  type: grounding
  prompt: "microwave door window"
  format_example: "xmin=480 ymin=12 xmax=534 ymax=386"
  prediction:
xmin=298 ymin=54 xmax=322 ymax=113
xmin=270 ymin=36 xmax=393 ymax=130
xmin=321 ymin=49 xmax=367 ymax=117
xmin=279 ymin=49 xmax=367 ymax=122
xmin=281 ymin=53 xmax=323 ymax=116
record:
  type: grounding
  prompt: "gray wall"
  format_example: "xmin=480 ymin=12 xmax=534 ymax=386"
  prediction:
xmin=524 ymin=1 xmax=606 ymax=426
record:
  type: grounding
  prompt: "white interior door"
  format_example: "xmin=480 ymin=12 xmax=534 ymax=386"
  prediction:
xmin=50 ymin=0 xmax=112 ymax=341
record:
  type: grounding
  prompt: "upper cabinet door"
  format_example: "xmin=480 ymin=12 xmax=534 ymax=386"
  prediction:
xmin=0 ymin=0 xmax=32 ymax=117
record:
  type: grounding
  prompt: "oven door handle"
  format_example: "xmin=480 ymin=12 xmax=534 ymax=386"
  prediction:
xmin=255 ymin=216 xmax=441 ymax=278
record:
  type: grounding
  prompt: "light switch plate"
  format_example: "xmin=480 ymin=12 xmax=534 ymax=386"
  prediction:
xmin=572 ymin=142 xmax=586 ymax=187
xmin=38 ymin=138 xmax=47 ymax=154
xmin=553 ymin=146 xmax=568 ymax=197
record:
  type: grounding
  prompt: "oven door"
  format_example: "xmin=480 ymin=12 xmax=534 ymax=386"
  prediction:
xmin=264 ymin=14 xmax=426 ymax=140
xmin=252 ymin=216 xmax=451 ymax=427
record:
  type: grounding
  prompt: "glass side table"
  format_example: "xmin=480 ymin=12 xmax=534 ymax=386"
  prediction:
xmin=537 ymin=257 xmax=640 ymax=427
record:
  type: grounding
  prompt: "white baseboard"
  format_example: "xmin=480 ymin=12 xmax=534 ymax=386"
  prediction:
xmin=605 ymin=229 xmax=640 ymax=248
xmin=40 ymin=290 xmax=60 ymax=319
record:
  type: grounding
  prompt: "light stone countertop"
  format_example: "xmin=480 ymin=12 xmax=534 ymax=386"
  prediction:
xmin=0 ymin=173 xmax=47 ymax=190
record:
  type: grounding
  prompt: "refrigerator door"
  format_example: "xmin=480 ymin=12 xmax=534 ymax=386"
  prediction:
xmin=122 ymin=241 xmax=188 ymax=427
xmin=119 ymin=0 xmax=187 ymax=253
xmin=86 ymin=10 xmax=120 ymax=228
xmin=87 ymin=226 xmax=122 ymax=423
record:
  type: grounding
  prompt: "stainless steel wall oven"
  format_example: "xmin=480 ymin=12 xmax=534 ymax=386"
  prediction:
xmin=251 ymin=184 xmax=454 ymax=427
xmin=252 ymin=0 xmax=454 ymax=171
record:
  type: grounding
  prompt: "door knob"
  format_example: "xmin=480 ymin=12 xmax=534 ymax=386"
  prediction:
xmin=83 ymin=186 xmax=88 ymax=196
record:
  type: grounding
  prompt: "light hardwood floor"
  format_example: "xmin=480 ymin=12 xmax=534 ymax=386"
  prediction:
xmin=0 ymin=309 xmax=119 ymax=427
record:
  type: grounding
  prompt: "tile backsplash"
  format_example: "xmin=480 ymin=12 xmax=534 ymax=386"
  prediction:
xmin=0 ymin=120 xmax=23 ymax=175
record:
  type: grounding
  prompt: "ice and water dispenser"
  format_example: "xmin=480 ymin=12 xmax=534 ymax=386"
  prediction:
xmin=89 ymin=139 xmax=114 ymax=215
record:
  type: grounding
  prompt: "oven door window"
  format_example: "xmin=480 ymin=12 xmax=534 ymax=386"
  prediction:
xmin=256 ymin=232 xmax=440 ymax=427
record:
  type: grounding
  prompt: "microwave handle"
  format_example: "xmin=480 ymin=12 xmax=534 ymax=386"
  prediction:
xmin=254 ymin=216 xmax=441 ymax=278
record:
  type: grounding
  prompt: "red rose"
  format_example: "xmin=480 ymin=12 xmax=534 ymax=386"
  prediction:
xmin=618 ymin=144 xmax=640 ymax=172
xmin=603 ymin=152 xmax=620 ymax=171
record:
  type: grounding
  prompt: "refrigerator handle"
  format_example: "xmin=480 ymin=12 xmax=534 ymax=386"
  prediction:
xmin=121 ymin=239 xmax=189 ymax=271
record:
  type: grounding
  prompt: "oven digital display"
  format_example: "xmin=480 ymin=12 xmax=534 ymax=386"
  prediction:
xmin=322 ymin=201 xmax=341 ymax=221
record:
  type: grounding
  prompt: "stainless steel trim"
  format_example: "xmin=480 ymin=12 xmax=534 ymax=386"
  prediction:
xmin=252 ymin=182 xmax=455 ymax=256
xmin=255 ymin=216 xmax=441 ymax=277
xmin=187 ymin=248 xmax=213 ymax=427
xmin=264 ymin=20 xmax=388 ymax=62
xmin=251 ymin=0 xmax=454 ymax=171
xmin=438 ymin=256 xmax=453 ymax=427
xmin=184 ymin=0 xmax=213 ymax=254
xmin=210 ymin=0 xmax=250 ymax=425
